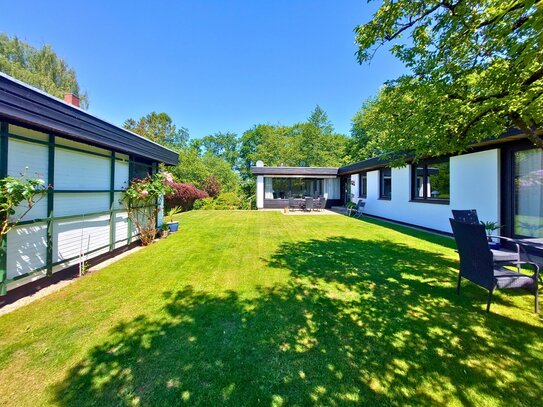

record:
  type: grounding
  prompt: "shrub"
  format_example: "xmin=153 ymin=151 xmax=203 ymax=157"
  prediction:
xmin=165 ymin=182 xmax=208 ymax=212
xmin=200 ymin=175 xmax=221 ymax=198
xmin=193 ymin=197 xmax=215 ymax=210
xmin=214 ymin=192 xmax=242 ymax=210
xmin=121 ymin=172 xmax=173 ymax=246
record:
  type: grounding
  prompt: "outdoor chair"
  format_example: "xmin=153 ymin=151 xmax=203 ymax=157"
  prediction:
xmin=353 ymin=200 xmax=365 ymax=218
xmin=347 ymin=200 xmax=365 ymax=217
xmin=319 ymin=196 xmax=327 ymax=211
xmin=449 ymin=219 xmax=539 ymax=313
xmin=452 ymin=209 xmax=522 ymax=270
xmin=305 ymin=197 xmax=314 ymax=212
xmin=289 ymin=197 xmax=298 ymax=211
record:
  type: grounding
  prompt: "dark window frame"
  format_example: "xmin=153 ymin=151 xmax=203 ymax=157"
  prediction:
xmin=359 ymin=172 xmax=367 ymax=198
xmin=410 ymin=158 xmax=450 ymax=204
xmin=379 ymin=168 xmax=392 ymax=200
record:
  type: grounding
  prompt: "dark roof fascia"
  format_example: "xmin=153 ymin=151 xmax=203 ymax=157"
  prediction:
xmin=0 ymin=73 xmax=179 ymax=165
xmin=251 ymin=166 xmax=339 ymax=177
xmin=338 ymin=130 xmax=529 ymax=176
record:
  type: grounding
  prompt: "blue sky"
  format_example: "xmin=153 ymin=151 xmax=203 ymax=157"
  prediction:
xmin=0 ymin=1 xmax=406 ymax=139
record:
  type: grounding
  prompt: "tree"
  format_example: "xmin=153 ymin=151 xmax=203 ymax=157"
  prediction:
xmin=123 ymin=112 xmax=189 ymax=151
xmin=307 ymin=105 xmax=334 ymax=135
xmin=170 ymin=148 xmax=240 ymax=194
xmin=191 ymin=132 xmax=240 ymax=169
xmin=0 ymin=34 xmax=89 ymax=108
xmin=353 ymin=0 xmax=543 ymax=161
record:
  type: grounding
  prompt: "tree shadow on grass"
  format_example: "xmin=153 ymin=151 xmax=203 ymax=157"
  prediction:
xmin=53 ymin=238 xmax=543 ymax=406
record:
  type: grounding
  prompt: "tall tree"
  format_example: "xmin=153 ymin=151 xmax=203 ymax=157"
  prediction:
xmin=191 ymin=132 xmax=240 ymax=169
xmin=0 ymin=34 xmax=88 ymax=108
xmin=353 ymin=0 xmax=543 ymax=161
xmin=123 ymin=112 xmax=189 ymax=151
xmin=307 ymin=105 xmax=334 ymax=135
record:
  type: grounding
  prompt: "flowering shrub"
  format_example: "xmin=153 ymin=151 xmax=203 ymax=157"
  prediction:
xmin=200 ymin=175 xmax=221 ymax=198
xmin=121 ymin=172 xmax=173 ymax=246
xmin=1 ymin=173 xmax=48 ymax=295
xmin=1 ymin=175 xmax=48 ymax=238
xmin=165 ymin=182 xmax=208 ymax=212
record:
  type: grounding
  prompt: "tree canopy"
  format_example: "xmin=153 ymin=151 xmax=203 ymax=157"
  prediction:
xmin=0 ymin=34 xmax=88 ymax=108
xmin=352 ymin=0 xmax=543 ymax=162
xmin=123 ymin=112 xmax=189 ymax=151
xmin=190 ymin=132 xmax=240 ymax=170
xmin=239 ymin=105 xmax=350 ymax=179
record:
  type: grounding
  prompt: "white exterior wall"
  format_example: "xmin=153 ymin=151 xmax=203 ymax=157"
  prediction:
xmin=4 ymin=124 xmax=140 ymax=289
xmin=256 ymin=175 xmax=264 ymax=209
xmin=352 ymin=149 xmax=500 ymax=233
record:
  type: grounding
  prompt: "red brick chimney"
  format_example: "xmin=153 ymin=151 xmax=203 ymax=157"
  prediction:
xmin=64 ymin=93 xmax=80 ymax=108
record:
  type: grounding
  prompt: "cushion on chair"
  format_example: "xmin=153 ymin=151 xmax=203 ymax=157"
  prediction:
xmin=494 ymin=267 xmax=536 ymax=290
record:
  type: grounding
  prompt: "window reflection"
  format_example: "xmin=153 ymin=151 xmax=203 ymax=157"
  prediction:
xmin=514 ymin=149 xmax=543 ymax=238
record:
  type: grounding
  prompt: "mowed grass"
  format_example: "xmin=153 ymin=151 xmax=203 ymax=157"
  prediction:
xmin=0 ymin=211 xmax=542 ymax=406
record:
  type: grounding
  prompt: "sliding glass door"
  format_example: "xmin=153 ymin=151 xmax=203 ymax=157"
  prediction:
xmin=514 ymin=148 xmax=543 ymax=238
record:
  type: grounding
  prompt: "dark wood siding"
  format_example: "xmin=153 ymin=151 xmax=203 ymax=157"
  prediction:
xmin=0 ymin=74 xmax=178 ymax=165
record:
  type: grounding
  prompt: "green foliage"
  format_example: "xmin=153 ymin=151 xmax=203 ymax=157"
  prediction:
xmin=194 ymin=192 xmax=246 ymax=210
xmin=121 ymin=172 xmax=173 ymax=246
xmin=192 ymin=197 xmax=215 ymax=210
xmin=170 ymin=149 xmax=240 ymax=194
xmin=123 ymin=112 xmax=189 ymax=151
xmin=353 ymin=0 xmax=543 ymax=162
xmin=0 ymin=34 xmax=88 ymax=108
xmin=191 ymin=132 xmax=240 ymax=170
xmin=238 ymin=106 xmax=350 ymax=181
xmin=167 ymin=206 xmax=182 ymax=223
xmin=481 ymin=221 xmax=502 ymax=234
xmin=0 ymin=174 xmax=47 ymax=238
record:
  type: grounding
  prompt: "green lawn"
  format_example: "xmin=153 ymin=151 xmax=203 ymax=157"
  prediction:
xmin=0 ymin=211 xmax=542 ymax=406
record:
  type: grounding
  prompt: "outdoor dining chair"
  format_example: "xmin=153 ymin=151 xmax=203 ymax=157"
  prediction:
xmin=289 ymin=197 xmax=298 ymax=211
xmin=319 ymin=196 xmax=326 ymax=211
xmin=449 ymin=219 xmax=539 ymax=313
xmin=452 ymin=209 xmax=522 ymax=270
xmin=305 ymin=197 xmax=314 ymax=212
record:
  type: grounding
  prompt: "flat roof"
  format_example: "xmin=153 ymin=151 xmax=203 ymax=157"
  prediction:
xmin=251 ymin=166 xmax=339 ymax=177
xmin=0 ymin=73 xmax=178 ymax=165
xmin=337 ymin=128 xmax=528 ymax=175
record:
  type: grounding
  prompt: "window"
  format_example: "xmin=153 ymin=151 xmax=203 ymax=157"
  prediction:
xmin=380 ymin=168 xmax=392 ymax=199
xmin=411 ymin=159 xmax=450 ymax=202
xmin=513 ymin=148 xmax=543 ymax=237
xmin=266 ymin=178 xmax=324 ymax=199
xmin=359 ymin=172 xmax=367 ymax=198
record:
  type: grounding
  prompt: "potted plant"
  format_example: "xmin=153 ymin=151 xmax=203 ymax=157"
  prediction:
xmin=160 ymin=223 xmax=170 ymax=238
xmin=481 ymin=221 xmax=502 ymax=249
xmin=167 ymin=206 xmax=182 ymax=232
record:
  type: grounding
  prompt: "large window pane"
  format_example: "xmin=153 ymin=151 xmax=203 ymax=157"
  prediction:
xmin=414 ymin=166 xmax=425 ymax=198
xmin=266 ymin=178 xmax=325 ymax=199
xmin=514 ymin=149 xmax=543 ymax=238
xmin=411 ymin=160 xmax=450 ymax=201
xmin=360 ymin=173 xmax=367 ymax=197
xmin=271 ymin=178 xmax=290 ymax=199
xmin=428 ymin=162 xmax=450 ymax=199
xmin=380 ymin=169 xmax=392 ymax=199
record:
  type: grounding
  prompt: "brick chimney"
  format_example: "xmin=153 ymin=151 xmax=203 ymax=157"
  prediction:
xmin=64 ymin=93 xmax=80 ymax=108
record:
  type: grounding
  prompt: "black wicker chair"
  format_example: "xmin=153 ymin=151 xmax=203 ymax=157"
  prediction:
xmin=305 ymin=197 xmax=314 ymax=212
xmin=452 ymin=209 xmax=522 ymax=269
xmin=449 ymin=218 xmax=539 ymax=313
xmin=289 ymin=197 xmax=298 ymax=211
